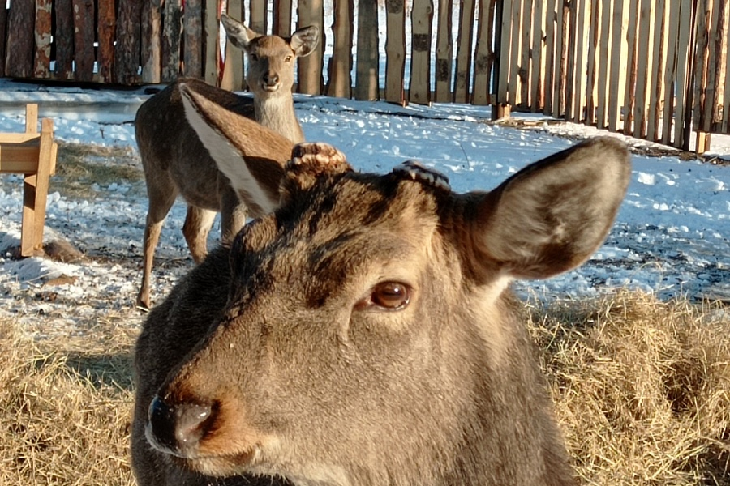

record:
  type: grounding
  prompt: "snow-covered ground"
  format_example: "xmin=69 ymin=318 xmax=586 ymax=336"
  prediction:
xmin=0 ymin=79 xmax=728 ymax=338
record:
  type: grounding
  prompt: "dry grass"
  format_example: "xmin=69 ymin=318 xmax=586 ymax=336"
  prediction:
xmin=0 ymin=318 xmax=136 ymax=486
xmin=529 ymin=291 xmax=730 ymax=485
xmin=0 ymin=291 xmax=728 ymax=485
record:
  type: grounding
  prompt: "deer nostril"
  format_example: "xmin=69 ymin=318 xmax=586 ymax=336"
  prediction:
xmin=264 ymin=73 xmax=280 ymax=86
xmin=147 ymin=396 xmax=213 ymax=454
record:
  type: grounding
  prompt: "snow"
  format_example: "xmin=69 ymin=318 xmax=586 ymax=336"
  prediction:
xmin=0 ymin=78 xmax=728 ymax=338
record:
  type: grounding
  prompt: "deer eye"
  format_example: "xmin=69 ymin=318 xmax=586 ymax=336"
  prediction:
xmin=285 ymin=55 xmax=293 ymax=62
xmin=357 ymin=282 xmax=411 ymax=311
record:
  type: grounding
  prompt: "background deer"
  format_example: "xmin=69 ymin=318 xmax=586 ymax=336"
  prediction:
xmin=134 ymin=15 xmax=319 ymax=309
xmin=131 ymin=85 xmax=632 ymax=486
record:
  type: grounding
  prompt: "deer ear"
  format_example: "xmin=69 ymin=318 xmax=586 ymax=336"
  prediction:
xmin=290 ymin=25 xmax=320 ymax=57
xmin=470 ymin=137 xmax=631 ymax=280
xmin=221 ymin=14 xmax=259 ymax=51
xmin=178 ymin=82 xmax=292 ymax=217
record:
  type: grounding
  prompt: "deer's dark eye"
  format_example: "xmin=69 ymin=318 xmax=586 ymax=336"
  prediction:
xmin=285 ymin=55 xmax=293 ymax=62
xmin=357 ymin=282 xmax=411 ymax=311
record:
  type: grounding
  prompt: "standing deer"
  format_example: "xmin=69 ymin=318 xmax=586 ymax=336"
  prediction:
xmin=135 ymin=15 xmax=319 ymax=309
xmin=131 ymin=84 xmax=632 ymax=486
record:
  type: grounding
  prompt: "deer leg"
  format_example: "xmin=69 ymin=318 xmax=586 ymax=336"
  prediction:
xmin=138 ymin=188 xmax=177 ymax=310
xmin=219 ymin=184 xmax=248 ymax=244
xmin=182 ymin=205 xmax=216 ymax=264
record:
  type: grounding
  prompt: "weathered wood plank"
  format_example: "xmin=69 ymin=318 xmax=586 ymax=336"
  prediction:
xmin=473 ymin=0 xmax=497 ymax=105
xmin=251 ymin=0 xmax=268 ymax=34
xmin=409 ymin=0 xmax=433 ymax=104
xmin=542 ymin=0 xmax=557 ymax=114
xmin=572 ymin=0 xmax=591 ymax=122
xmin=564 ymin=0 xmax=579 ymax=120
xmin=647 ymin=0 xmax=667 ymax=141
xmin=723 ymin=3 xmax=730 ymax=133
xmin=676 ymin=0 xmax=696 ymax=148
xmin=98 ymin=0 xmax=117 ymax=83
xmin=607 ymin=0 xmax=626 ymax=131
xmin=691 ymin=0 xmax=710 ymax=138
xmin=116 ymin=0 xmax=143 ymax=84
xmin=34 ymin=0 xmax=52 ymax=78
xmin=204 ymin=0 xmax=220 ymax=85
xmin=73 ymin=0 xmax=95 ymax=82
xmin=274 ymin=0 xmax=293 ymax=37
xmin=435 ymin=0 xmax=454 ymax=102
xmin=552 ymin=0 xmax=568 ymax=117
xmin=518 ymin=0 xmax=532 ymax=106
xmin=384 ymin=0 xmax=406 ymax=103
xmin=221 ymin=0 xmax=243 ymax=91
xmin=328 ymin=0 xmax=354 ymax=98
xmin=354 ymin=0 xmax=379 ymax=100
xmin=508 ymin=0 xmax=522 ymax=105
xmin=632 ymin=0 xmax=653 ymax=138
xmin=662 ymin=0 xmax=681 ymax=144
xmin=584 ymin=0 xmax=600 ymax=125
xmin=162 ymin=0 xmax=183 ymax=82
xmin=702 ymin=0 xmax=723 ymax=132
xmin=183 ymin=0 xmax=204 ymax=79
xmin=5 ymin=0 xmax=35 ymax=78
xmin=455 ymin=0 xmax=476 ymax=103
xmin=622 ymin=0 xmax=639 ymax=134
xmin=596 ymin=0 xmax=611 ymax=128
xmin=298 ymin=0 xmax=324 ymax=95
xmin=529 ymin=0 xmax=545 ymax=111
xmin=0 ymin=6 xmax=7 ymax=77
xmin=53 ymin=0 xmax=74 ymax=79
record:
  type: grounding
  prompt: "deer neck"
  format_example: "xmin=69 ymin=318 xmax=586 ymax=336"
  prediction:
xmin=254 ymin=94 xmax=305 ymax=144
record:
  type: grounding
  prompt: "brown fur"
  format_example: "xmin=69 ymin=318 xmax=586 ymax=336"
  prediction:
xmin=135 ymin=17 xmax=319 ymax=309
xmin=132 ymin=96 xmax=632 ymax=486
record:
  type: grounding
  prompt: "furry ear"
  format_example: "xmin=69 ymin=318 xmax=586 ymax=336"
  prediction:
xmin=221 ymin=14 xmax=259 ymax=51
xmin=468 ymin=137 xmax=631 ymax=280
xmin=290 ymin=25 xmax=320 ymax=57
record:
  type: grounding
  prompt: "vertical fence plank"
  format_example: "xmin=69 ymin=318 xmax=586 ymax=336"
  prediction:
xmin=162 ymin=0 xmax=183 ymax=82
xmin=99 ymin=0 xmax=117 ymax=83
xmin=0 ymin=4 xmax=6 ymax=77
xmin=554 ymin=0 xmax=569 ymax=116
xmin=473 ymin=0 xmax=497 ymax=105
xmin=518 ymin=0 xmax=532 ymax=106
xmin=529 ymin=0 xmax=545 ymax=111
xmin=703 ymin=0 xmax=723 ymax=132
xmin=384 ymin=0 xmax=406 ymax=103
xmin=409 ymin=0 xmax=433 ymax=104
xmin=662 ymin=0 xmax=681 ymax=144
xmin=274 ymin=0 xmax=293 ymax=37
xmin=115 ymin=0 xmax=142 ymax=84
xmin=508 ymin=0 xmax=522 ymax=105
xmin=184 ymin=0 xmax=204 ymax=78
xmin=34 ymin=0 xmax=52 ymax=78
xmin=647 ymin=0 xmax=667 ymax=141
xmin=595 ymin=0 xmax=611 ymax=128
xmin=73 ymin=0 xmax=95 ymax=82
xmin=622 ymin=0 xmax=639 ymax=134
xmin=204 ymin=0 xmax=220 ymax=85
xmin=5 ymin=0 xmax=34 ymax=78
xmin=565 ymin=0 xmax=579 ymax=120
xmin=251 ymin=0 xmax=268 ymax=34
xmin=692 ymin=0 xmax=710 ymax=137
xmin=542 ymin=0 xmax=557 ymax=113
xmin=585 ymin=0 xmax=600 ymax=125
xmin=496 ymin=0 xmax=513 ymax=105
xmin=455 ymin=0 xmax=477 ymax=103
xmin=298 ymin=0 xmax=324 ymax=95
xmin=54 ymin=0 xmax=74 ymax=79
xmin=573 ymin=0 xmax=591 ymax=122
xmin=435 ymin=0 xmax=454 ymax=102
xmin=328 ymin=0 xmax=354 ymax=98
xmin=221 ymin=0 xmax=243 ymax=91
xmin=632 ymin=0 xmax=653 ymax=138
xmin=607 ymin=0 xmax=626 ymax=131
xmin=354 ymin=0 xmax=379 ymax=100
xmin=724 ymin=5 xmax=730 ymax=133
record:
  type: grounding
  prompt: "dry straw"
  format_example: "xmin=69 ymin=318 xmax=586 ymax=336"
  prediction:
xmin=1 ymin=290 xmax=728 ymax=485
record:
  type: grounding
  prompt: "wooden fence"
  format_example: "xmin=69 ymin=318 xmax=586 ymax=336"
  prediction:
xmin=0 ymin=0 xmax=729 ymax=152
xmin=496 ymin=0 xmax=730 ymax=151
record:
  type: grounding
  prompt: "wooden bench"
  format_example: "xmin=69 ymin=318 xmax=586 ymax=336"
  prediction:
xmin=0 ymin=104 xmax=58 ymax=257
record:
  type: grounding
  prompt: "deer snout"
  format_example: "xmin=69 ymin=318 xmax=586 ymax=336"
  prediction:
xmin=262 ymin=72 xmax=280 ymax=91
xmin=146 ymin=395 xmax=214 ymax=457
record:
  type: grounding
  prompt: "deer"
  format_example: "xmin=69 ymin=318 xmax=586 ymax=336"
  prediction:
xmin=131 ymin=83 xmax=632 ymax=486
xmin=134 ymin=14 xmax=319 ymax=309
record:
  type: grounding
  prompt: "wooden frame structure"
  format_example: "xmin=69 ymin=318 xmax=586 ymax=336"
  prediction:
xmin=0 ymin=104 xmax=58 ymax=257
